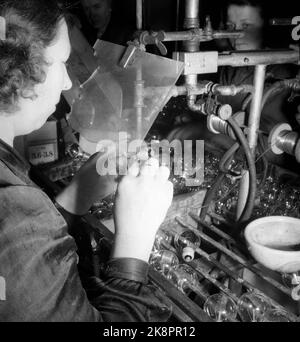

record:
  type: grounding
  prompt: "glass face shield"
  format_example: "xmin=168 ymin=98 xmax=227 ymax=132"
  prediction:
xmin=68 ymin=40 xmax=184 ymax=145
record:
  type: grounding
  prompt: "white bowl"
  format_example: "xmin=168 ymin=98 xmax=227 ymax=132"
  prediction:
xmin=245 ymin=216 xmax=300 ymax=273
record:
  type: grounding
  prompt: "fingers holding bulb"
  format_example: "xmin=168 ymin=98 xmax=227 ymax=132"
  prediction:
xmin=139 ymin=157 xmax=159 ymax=177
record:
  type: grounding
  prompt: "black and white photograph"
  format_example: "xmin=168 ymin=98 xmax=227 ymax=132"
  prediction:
xmin=0 ymin=0 xmax=300 ymax=326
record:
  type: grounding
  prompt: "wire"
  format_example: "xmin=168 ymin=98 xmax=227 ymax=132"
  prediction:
xmin=227 ymin=117 xmax=257 ymax=224
xmin=198 ymin=142 xmax=276 ymax=213
xmin=199 ymin=143 xmax=240 ymax=222
xmin=219 ymin=142 xmax=240 ymax=174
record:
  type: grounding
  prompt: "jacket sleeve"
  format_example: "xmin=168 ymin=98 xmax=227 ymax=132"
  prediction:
xmin=0 ymin=185 xmax=171 ymax=322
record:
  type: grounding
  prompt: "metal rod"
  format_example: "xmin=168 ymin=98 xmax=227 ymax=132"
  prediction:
xmin=212 ymin=30 xmax=244 ymax=40
xmin=236 ymin=65 xmax=266 ymax=220
xmin=175 ymin=0 xmax=180 ymax=52
xmin=189 ymin=212 xmax=241 ymax=247
xmin=160 ymin=30 xmax=243 ymax=42
xmin=176 ymin=233 xmax=296 ymax=321
xmin=162 ymin=30 xmax=196 ymax=42
xmin=135 ymin=67 xmax=144 ymax=139
xmin=248 ymin=65 xmax=266 ymax=151
xmin=190 ymin=248 xmax=298 ymax=322
xmin=136 ymin=0 xmax=143 ymax=30
xmin=183 ymin=0 xmax=200 ymax=110
xmin=149 ymin=268 xmax=212 ymax=322
xmin=176 ymin=217 xmax=292 ymax=297
xmin=218 ymin=50 xmax=299 ymax=67
xmin=185 ymin=0 xmax=199 ymax=23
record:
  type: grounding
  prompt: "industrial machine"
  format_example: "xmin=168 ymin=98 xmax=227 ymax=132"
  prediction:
xmin=37 ymin=0 xmax=300 ymax=322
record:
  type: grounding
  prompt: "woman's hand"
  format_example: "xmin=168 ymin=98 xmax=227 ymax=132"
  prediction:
xmin=112 ymin=158 xmax=173 ymax=262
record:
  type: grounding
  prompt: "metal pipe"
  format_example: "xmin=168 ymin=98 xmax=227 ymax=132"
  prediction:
xmin=218 ymin=50 xmax=299 ymax=67
xmin=212 ymin=84 xmax=253 ymax=96
xmin=171 ymin=83 xmax=252 ymax=98
xmin=212 ymin=30 xmax=244 ymax=40
xmin=248 ymin=65 xmax=266 ymax=151
xmin=183 ymin=0 xmax=201 ymax=111
xmin=187 ymin=96 xmax=202 ymax=112
xmin=136 ymin=0 xmax=143 ymax=30
xmin=207 ymin=115 xmax=236 ymax=139
xmin=134 ymin=67 xmax=144 ymax=139
xmin=236 ymin=65 xmax=266 ymax=220
xmin=175 ymin=0 xmax=180 ymax=52
xmin=183 ymin=0 xmax=200 ymax=53
xmin=170 ymin=82 xmax=212 ymax=98
xmin=162 ymin=30 xmax=197 ymax=42
xmin=184 ymin=0 xmax=200 ymax=29
xmin=160 ymin=29 xmax=243 ymax=42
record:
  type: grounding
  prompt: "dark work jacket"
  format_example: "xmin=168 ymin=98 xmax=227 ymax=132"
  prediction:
xmin=0 ymin=139 xmax=171 ymax=322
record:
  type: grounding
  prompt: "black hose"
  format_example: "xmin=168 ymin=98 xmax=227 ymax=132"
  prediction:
xmin=261 ymin=79 xmax=300 ymax=109
xmin=219 ymin=142 xmax=240 ymax=173
xmin=199 ymin=172 xmax=225 ymax=222
xmin=199 ymin=142 xmax=239 ymax=222
xmin=227 ymin=117 xmax=257 ymax=224
xmin=242 ymin=93 xmax=252 ymax=111
xmin=261 ymin=82 xmax=285 ymax=109
xmin=256 ymin=133 xmax=269 ymax=190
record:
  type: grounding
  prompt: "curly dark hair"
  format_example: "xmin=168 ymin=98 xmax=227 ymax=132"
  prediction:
xmin=0 ymin=0 xmax=65 ymax=114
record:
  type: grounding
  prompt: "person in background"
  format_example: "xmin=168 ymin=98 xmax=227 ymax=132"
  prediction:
xmin=0 ymin=0 xmax=173 ymax=322
xmin=219 ymin=0 xmax=298 ymax=132
xmin=224 ymin=0 xmax=265 ymax=51
xmin=80 ymin=0 xmax=112 ymax=40
xmin=164 ymin=0 xmax=298 ymax=173
xmin=75 ymin=0 xmax=135 ymax=46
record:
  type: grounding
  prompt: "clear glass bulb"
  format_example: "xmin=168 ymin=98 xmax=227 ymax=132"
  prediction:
xmin=237 ymin=293 xmax=271 ymax=322
xmin=167 ymin=264 xmax=199 ymax=294
xmin=149 ymin=250 xmax=179 ymax=276
xmin=260 ymin=309 xmax=292 ymax=322
xmin=153 ymin=229 xmax=173 ymax=252
xmin=204 ymin=293 xmax=238 ymax=322
xmin=174 ymin=230 xmax=200 ymax=262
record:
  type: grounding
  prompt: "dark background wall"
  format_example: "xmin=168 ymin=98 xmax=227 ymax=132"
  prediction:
xmin=67 ymin=0 xmax=299 ymax=49
xmin=115 ymin=0 xmax=299 ymax=48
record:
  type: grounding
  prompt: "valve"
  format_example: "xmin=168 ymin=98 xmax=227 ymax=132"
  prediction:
xmin=195 ymin=95 xmax=233 ymax=119
xmin=139 ymin=31 xmax=168 ymax=55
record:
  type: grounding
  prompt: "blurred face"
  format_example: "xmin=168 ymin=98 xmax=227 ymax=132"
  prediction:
xmin=15 ymin=19 xmax=72 ymax=135
xmin=227 ymin=5 xmax=264 ymax=50
xmin=81 ymin=0 xmax=111 ymax=31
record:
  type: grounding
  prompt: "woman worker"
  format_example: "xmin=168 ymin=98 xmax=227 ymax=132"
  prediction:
xmin=0 ymin=0 xmax=173 ymax=322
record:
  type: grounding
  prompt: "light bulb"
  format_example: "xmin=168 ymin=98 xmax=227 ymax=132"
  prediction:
xmin=237 ymin=293 xmax=271 ymax=322
xmin=149 ymin=250 xmax=179 ymax=276
xmin=174 ymin=230 xmax=201 ymax=262
xmin=167 ymin=264 xmax=199 ymax=294
xmin=204 ymin=293 xmax=238 ymax=322
xmin=260 ymin=309 xmax=292 ymax=322
xmin=153 ymin=229 xmax=173 ymax=252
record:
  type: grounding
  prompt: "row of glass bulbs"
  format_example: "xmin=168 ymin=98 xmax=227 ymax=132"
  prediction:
xmin=150 ymin=229 xmax=294 ymax=322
